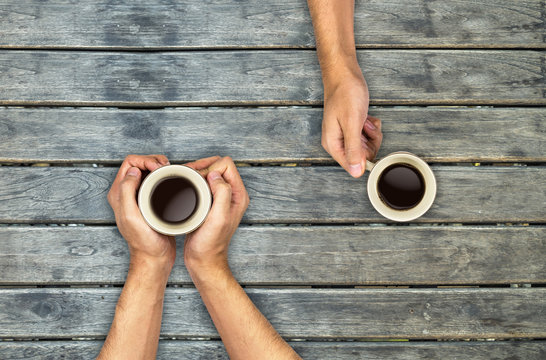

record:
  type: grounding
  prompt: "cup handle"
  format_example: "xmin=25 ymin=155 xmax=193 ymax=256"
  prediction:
xmin=365 ymin=160 xmax=375 ymax=172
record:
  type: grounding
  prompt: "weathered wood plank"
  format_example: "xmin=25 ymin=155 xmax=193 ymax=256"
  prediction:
xmin=0 ymin=0 xmax=543 ymax=48
xmin=0 ymin=51 xmax=544 ymax=106
xmin=0 ymin=107 xmax=544 ymax=163
xmin=1 ymin=226 xmax=544 ymax=285
xmin=1 ymin=340 xmax=545 ymax=360
xmin=0 ymin=288 xmax=544 ymax=339
xmin=0 ymin=166 xmax=543 ymax=223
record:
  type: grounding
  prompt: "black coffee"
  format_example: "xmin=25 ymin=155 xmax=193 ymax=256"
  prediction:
xmin=151 ymin=177 xmax=198 ymax=223
xmin=377 ymin=164 xmax=425 ymax=210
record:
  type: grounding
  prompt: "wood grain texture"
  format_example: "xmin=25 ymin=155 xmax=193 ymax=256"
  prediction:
xmin=0 ymin=107 xmax=544 ymax=163
xmin=0 ymin=288 xmax=544 ymax=339
xmin=1 ymin=340 xmax=545 ymax=360
xmin=1 ymin=226 xmax=544 ymax=285
xmin=0 ymin=166 xmax=543 ymax=223
xmin=0 ymin=50 xmax=544 ymax=106
xmin=0 ymin=0 xmax=544 ymax=48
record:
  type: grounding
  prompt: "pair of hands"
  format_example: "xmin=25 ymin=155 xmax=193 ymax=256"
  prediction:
xmin=109 ymin=68 xmax=381 ymax=272
xmin=107 ymin=155 xmax=249 ymax=277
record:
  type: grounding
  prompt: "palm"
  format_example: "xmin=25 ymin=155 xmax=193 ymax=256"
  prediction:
xmin=183 ymin=222 xmax=229 ymax=264
xmin=117 ymin=220 xmax=176 ymax=262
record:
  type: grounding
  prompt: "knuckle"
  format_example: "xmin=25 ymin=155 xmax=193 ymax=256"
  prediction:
xmin=321 ymin=137 xmax=329 ymax=150
xmin=222 ymin=156 xmax=233 ymax=164
xmin=123 ymin=213 xmax=140 ymax=225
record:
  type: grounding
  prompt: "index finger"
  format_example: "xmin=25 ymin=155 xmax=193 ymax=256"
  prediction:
xmin=184 ymin=156 xmax=221 ymax=174
xmin=363 ymin=115 xmax=382 ymax=140
xmin=363 ymin=116 xmax=383 ymax=159
xmin=110 ymin=155 xmax=169 ymax=204
xmin=114 ymin=154 xmax=169 ymax=185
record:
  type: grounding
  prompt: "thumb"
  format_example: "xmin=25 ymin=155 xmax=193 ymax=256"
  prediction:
xmin=344 ymin=129 xmax=366 ymax=178
xmin=120 ymin=167 xmax=142 ymax=216
xmin=207 ymin=171 xmax=231 ymax=217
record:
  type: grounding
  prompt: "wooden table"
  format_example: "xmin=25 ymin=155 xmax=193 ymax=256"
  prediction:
xmin=1 ymin=1 xmax=545 ymax=358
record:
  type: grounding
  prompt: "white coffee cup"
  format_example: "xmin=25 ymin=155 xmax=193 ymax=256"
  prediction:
xmin=138 ymin=165 xmax=212 ymax=236
xmin=366 ymin=152 xmax=436 ymax=222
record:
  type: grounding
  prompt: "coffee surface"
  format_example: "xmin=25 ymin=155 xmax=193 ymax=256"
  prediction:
xmin=377 ymin=164 xmax=425 ymax=210
xmin=151 ymin=177 xmax=198 ymax=223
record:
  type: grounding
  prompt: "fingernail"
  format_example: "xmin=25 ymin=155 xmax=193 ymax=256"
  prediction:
xmin=127 ymin=167 xmax=139 ymax=177
xmin=365 ymin=120 xmax=376 ymax=131
xmin=209 ymin=171 xmax=222 ymax=181
xmin=349 ymin=164 xmax=362 ymax=177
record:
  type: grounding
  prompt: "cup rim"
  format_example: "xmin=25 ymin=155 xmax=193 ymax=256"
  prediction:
xmin=367 ymin=152 xmax=436 ymax=222
xmin=138 ymin=165 xmax=212 ymax=235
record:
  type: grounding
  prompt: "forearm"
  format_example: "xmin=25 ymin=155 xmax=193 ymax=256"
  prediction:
xmin=97 ymin=258 xmax=170 ymax=360
xmin=307 ymin=0 xmax=361 ymax=87
xmin=188 ymin=264 xmax=300 ymax=360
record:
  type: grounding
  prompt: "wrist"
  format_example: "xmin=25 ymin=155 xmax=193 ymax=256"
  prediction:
xmin=323 ymin=68 xmax=364 ymax=96
xmin=320 ymin=53 xmax=362 ymax=90
xmin=120 ymin=258 xmax=170 ymax=311
xmin=186 ymin=258 xmax=232 ymax=287
xmin=129 ymin=254 xmax=173 ymax=284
